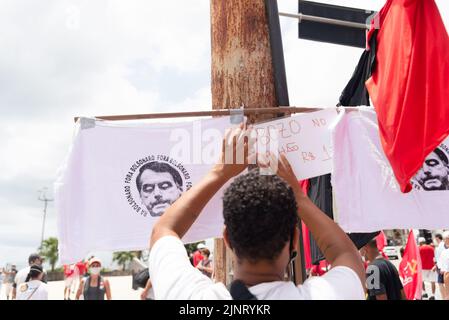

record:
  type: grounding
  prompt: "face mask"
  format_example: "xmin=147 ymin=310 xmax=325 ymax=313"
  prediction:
xmin=90 ymin=267 xmax=101 ymax=275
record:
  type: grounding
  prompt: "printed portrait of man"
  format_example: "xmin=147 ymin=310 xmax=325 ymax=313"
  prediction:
xmin=414 ymin=148 xmax=449 ymax=191
xmin=136 ymin=161 xmax=183 ymax=217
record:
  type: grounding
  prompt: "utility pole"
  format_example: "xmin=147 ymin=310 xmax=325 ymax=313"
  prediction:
xmin=38 ymin=188 xmax=53 ymax=248
xmin=210 ymin=0 xmax=305 ymax=285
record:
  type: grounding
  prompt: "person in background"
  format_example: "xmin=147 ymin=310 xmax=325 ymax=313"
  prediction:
xmin=361 ymin=239 xmax=405 ymax=300
xmin=16 ymin=264 xmax=48 ymax=300
xmin=418 ymin=237 xmax=436 ymax=299
xmin=433 ymin=233 xmax=446 ymax=299
xmin=437 ymin=231 xmax=449 ymax=299
xmin=76 ymin=257 xmax=111 ymax=300
xmin=309 ymin=262 xmax=326 ymax=277
xmin=148 ymin=127 xmax=366 ymax=300
xmin=0 ymin=268 xmax=4 ymax=296
xmin=140 ymin=278 xmax=155 ymax=300
xmin=196 ymin=248 xmax=213 ymax=279
xmin=3 ymin=265 xmax=17 ymax=300
xmin=12 ymin=253 xmax=47 ymax=300
xmin=192 ymin=243 xmax=205 ymax=267
xmin=63 ymin=264 xmax=76 ymax=300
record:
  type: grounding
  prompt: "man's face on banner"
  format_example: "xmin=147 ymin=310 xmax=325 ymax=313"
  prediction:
xmin=416 ymin=152 xmax=449 ymax=191
xmin=139 ymin=169 xmax=182 ymax=216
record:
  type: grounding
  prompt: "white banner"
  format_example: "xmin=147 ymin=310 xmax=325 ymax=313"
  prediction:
xmin=332 ymin=109 xmax=449 ymax=232
xmin=253 ymin=108 xmax=340 ymax=180
xmin=56 ymin=109 xmax=339 ymax=263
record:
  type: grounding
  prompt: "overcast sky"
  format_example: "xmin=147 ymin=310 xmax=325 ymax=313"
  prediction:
xmin=1 ymin=0 xmax=448 ymax=269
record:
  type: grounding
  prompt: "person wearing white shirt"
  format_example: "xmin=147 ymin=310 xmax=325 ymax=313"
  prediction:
xmin=12 ymin=253 xmax=47 ymax=300
xmin=16 ymin=264 xmax=48 ymax=300
xmin=433 ymin=233 xmax=446 ymax=299
xmin=149 ymin=126 xmax=366 ymax=300
xmin=437 ymin=232 xmax=449 ymax=300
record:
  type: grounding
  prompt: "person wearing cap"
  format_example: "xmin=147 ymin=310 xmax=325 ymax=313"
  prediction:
xmin=75 ymin=257 xmax=111 ymax=300
xmin=196 ymin=248 xmax=213 ymax=279
xmin=12 ymin=253 xmax=47 ymax=300
xmin=415 ymin=148 xmax=449 ymax=191
xmin=418 ymin=237 xmax=436 ymax=299
xmin=192 ymin=243 xmax=205 ymax=267
xmin=16 ymin=264 xmax=48 ymax=300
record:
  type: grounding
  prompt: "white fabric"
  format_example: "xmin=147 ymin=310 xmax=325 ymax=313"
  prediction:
xmin=56 ymin=110 xmax=339 ymax=264
xmin=438 ymin=249 xmax=449 ymax=272
xmin=332 ymin=109 xmax=449 ymax=232
xmin=16 ymin=280 xmax=48 ymax=300
xmin=149 ymin=236 xmax=365 ymax=300
xmin=55 ymin=117 xmax=232 ymax=263
xmin=435 ymin=242 xmax=445 ymax=264
xmin=422 ymin=270 xmax=437 ymax=283
xmin=14 ymin=267 xmax=30 ymax=288
xmin=253 ymin=108 xmax=340 ymax=180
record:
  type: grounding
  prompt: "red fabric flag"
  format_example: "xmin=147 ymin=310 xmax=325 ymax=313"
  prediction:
xmin=376 ymin=231 xmax=389 ymax=260
xmin=299 ymin=180 xmax=312 ymax=269
xmin=366 ymin=0 xmax=449 ymax=193
xmin=399 ymin=230 xmax=422 ymax=300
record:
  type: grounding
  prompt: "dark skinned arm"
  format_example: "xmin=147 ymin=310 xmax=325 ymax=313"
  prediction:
xmin=274 ymin=153 xmax=366 ymax=290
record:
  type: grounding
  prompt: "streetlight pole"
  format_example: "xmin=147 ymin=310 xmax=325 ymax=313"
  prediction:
xmin=38 ymin=188 xmax=53 ymax=248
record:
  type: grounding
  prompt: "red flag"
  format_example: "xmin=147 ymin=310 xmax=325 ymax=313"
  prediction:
xmin=366 ymin=0 xmax=449 ymax=193
xmin=399 ymin=230 xmax=422 ymax=300
xmin=376 ymin=231 xmax=389 ymax=260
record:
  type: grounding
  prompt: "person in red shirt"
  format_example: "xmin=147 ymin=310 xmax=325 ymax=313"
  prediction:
xmin=75 ymin=260 xmax=88 ymax=276
xmin=63 ymin=264 xmax=75 ymax=300
xmin=419 ymin=237 xmax=436 ymax=299
xmin=192 ymin=243 xmax=205 ymax=267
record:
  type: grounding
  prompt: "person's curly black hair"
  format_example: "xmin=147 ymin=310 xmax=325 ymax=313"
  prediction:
xmin=223 ymin=169 xmax=299 ymax=262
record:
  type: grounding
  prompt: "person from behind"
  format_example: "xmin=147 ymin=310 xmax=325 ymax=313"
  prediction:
xmin=75 ymin=258 xmax=111 ymax=300
xmin=418 ymin=237 xmax=436 ymax=299
xmin=361 ymin=239 xmax=405 ymax=300
xmin=148 ymin=126 xmax=366 ymax=300
xmin=16 ymin=264 xmax=48 ymax=300
xmin=12 ymin=253 xmax=46 ymax=300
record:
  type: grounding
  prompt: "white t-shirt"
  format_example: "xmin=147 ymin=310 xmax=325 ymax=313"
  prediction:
xmin=15 ymin=266 xmax=47 ymax=289
xmin=435 ymin=242 xmax=446 ymax=265
xmin=16 ymin=280 xmax=48 ymax=300
xmin=149 ymin=236 xmax=365 ymax=300
xmin=14 ymin=267 xmax=31 ymax=288
xmin=438 ymin=248 xmax=449 ymax=272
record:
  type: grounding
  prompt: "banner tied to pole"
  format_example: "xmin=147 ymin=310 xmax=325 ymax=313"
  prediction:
xmin=56 ymin=109 xmax=340 ymax=263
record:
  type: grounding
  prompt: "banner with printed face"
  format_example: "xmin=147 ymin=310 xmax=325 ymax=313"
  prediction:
xmin=56 ymin=109 xmax=340 ymax=263
xmin=332 ymin=109 xmax=449 ymax=232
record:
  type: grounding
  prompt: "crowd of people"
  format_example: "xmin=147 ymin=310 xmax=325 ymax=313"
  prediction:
xmin=1 ymin=254 xmax=113 ymax=300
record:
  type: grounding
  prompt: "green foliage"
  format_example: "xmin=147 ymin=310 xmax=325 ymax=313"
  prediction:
xmin=39 ymin=237 xmax=59 ymax=271
xmin=112 ymin=251 xmax=136 ymax=271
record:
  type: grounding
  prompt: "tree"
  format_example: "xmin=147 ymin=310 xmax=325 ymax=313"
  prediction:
xmin=39 ymin=237 xmax=59 ymax=271
xmin=112 ymin=251 xmax=136 ymax=271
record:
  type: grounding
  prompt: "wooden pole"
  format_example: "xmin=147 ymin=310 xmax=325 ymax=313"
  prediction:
xmin=210 ymin=0 xmax=305 ymax=285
